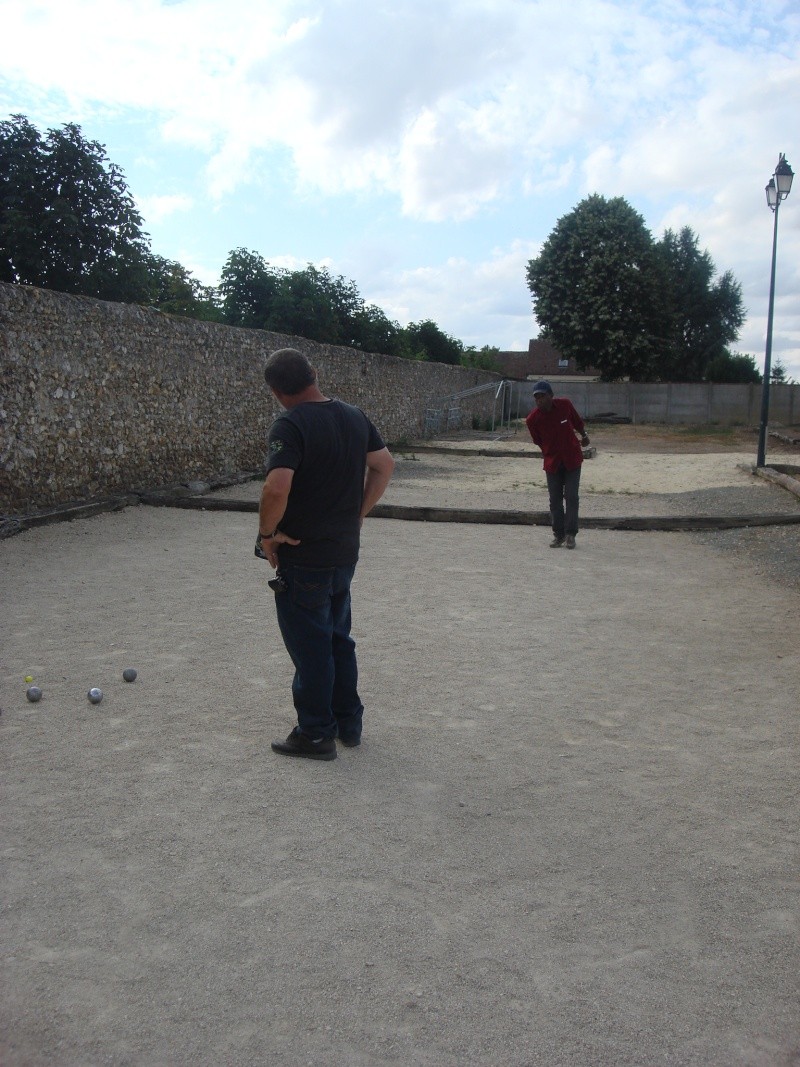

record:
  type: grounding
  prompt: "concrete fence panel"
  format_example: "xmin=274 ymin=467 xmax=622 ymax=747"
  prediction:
xmin=514 ymin=380 xmax=800 ymax=426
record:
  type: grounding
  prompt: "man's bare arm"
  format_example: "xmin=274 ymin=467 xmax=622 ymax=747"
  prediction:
xmin=361 ymin=447 xmax=395 ymax=520
xmin=258 ymin=467 xmax=299 ymax=567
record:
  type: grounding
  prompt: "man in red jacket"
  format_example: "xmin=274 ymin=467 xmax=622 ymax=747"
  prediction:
xmin=525 ymin=380 xmax=590 ymax=549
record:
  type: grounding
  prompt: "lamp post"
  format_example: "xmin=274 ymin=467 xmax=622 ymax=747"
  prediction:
xmin=756 ymin=152 xmax=794 ymax=467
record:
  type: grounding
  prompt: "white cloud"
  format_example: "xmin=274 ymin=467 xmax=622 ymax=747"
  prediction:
xmin=3 ymin=1 xmax=797 ymax=223
xmin=361 ymin=239 xmax=540 ymax=350
xmin=136 ymin=192 xmax=192 ymax=223
xmin=172 ymin=253 xmax=218 ymax=288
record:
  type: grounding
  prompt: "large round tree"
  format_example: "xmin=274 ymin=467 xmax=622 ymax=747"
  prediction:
xmin=526 ymin=194 xmax=666 ymax=381
xmin=655 ymin=226 xmax=744 ymax=381
xmin=1 ymin=114 xmax=152 ymax=302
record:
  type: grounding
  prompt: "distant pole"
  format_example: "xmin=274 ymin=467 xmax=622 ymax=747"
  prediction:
xmin=756 ymin=205 xmax=780 ymax=466
xmin=757 ymin=153 xmax=794 ymax=467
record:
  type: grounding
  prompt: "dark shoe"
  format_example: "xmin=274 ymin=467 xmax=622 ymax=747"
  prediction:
xmin=271 ymin=727 xmax=337 ymax=761
xmin=549 ymin=536 xmax=565 ymax=548
xmin=565 ymin=534 xmax=576 ymax=549
xmin=338 ymin=734 xmax=361 ymax=748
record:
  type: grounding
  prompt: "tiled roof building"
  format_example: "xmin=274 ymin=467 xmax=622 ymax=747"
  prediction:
xmin=495 ymin=339 xmax=599 ymax=380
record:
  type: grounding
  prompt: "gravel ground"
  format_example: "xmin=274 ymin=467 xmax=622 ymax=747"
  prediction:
xmin=386 ymin=426 xmax=797 ymax=597
xmin=3 ymin=427 xmax=800 ymax=1066
xmin=384 ymin=448 xmax=800 ymax=591
xmin=214 ymin=434 xmax=800 ymax=592
xmin=662 ymin=485 xmax=800 ymax=594
xmin=689 ymin=523 xmax=800 ymax=592
xmin=3 ymin=489 xmax=799 ymax=1067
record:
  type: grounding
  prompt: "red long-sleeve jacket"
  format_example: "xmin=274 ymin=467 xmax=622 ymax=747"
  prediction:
xmin=525 ymin=398 xmax=585 ymax=473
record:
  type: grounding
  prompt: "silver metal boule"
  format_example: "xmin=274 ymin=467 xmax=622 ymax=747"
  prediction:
xmin=88 ymin=687 xmax=104 ymax=704
xmin=26 ymin=685 xmax=43 ymax=702
xmin=122 ymin=668 xmax=138 ymax=682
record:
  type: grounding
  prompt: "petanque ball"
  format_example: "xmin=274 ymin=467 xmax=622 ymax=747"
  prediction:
xmin=26 ymin=685 xmax=43 ymax=702
xmin=88 ymin=687 xmax=104 ymax=705
xmin=122 ymin=668 xmax=138 ymax=683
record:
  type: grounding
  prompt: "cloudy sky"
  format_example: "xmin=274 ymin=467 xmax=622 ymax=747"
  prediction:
xmin=1 ymin=0 xmax=799 ymax=378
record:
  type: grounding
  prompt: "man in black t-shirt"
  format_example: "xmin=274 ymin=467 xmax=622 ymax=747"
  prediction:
xmin=256 ymin=348 xmax=394 ymax=761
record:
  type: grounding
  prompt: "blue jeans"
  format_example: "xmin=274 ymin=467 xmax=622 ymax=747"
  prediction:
xmin=273 ymin=563 xmax=363 ymax=742
xmin=546 ymin=465 xmax=581 ymax=538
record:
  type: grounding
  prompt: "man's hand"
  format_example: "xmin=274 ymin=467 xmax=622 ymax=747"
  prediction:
xmin=256 ymin=531 xmax=301 ymax=569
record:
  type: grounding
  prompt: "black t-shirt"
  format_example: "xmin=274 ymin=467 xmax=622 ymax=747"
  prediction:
xmin=265 ymin=399 xmax=385 ymax=567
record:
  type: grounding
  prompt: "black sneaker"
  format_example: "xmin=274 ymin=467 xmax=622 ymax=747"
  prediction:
xmin=565 ymin=534 xmax=576 ymax=549
xmin=271 ymin=727 xmax=337 ymax=761
xmin=549 ymin=536 xmax=565 ymax=548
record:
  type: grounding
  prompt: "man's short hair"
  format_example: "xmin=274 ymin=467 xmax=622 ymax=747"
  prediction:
xmin=264 ymin=348 xmax=317 ymax=395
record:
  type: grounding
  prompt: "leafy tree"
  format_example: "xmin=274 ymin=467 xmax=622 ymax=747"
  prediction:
xmin=704 ymin=352 xmax=761 ymax=383
xmin=314 ymin=268 xmax=362 ymax=345
xmin=220 ymin=251 xmax=421 ymax=357
xmin=770 ymin=358 xmax=792 ymax=384
xmin=462 ymin=345 xmax=500 ymax=371
xmin=349 ymin=303 xmax=409 ymax=358
xmin=656 ymin=227 xmax=744 ymax=381
xmin=0 ymin=114 xmax=152 ymax=301
xmin=404 ymin=319 xmax=465 ymax=365
xmin=526 ymin=194 xmax=665 ymax=381
xmin=267 ymin=264 xmax=344 ymax=343
xmin=219 ymin=247 xmax=282 ymax=329
xmin=147 ymin=255 xmax=222 ymax=321
xmin=271 ymin=265 xmax=409 ymax=353
xmin=0 ymin=114 xmax=42 ymax=287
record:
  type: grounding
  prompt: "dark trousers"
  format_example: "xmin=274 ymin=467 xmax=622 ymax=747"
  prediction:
xmin=273 ymin=563 xmax=363 ymax=742
xmin=546 ymin=465 xmax=581 ymax=538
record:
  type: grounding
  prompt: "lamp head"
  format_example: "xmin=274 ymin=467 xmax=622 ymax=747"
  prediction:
xmin=775 ymin=153 xmax=794 ymax=198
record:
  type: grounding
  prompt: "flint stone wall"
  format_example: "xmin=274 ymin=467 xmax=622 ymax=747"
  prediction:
xmin=0 ymin=282 xmax=498 ymax=515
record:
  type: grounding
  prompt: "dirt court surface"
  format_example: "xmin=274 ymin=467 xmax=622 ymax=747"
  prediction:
xmin=393 ymin=422 xmax=800 ymax=496
xmin=581 ymin=423 xmax=795 ymax=454
xmin=2 ymin=425 xmax=799 ymax=1066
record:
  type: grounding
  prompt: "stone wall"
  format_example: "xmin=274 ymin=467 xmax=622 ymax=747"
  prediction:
xmin=0 ymin=282 xmax=498 ymax=516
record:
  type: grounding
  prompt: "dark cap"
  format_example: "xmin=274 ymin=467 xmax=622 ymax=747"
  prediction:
xmin=532 ymin=380 xmax=553 ymax=396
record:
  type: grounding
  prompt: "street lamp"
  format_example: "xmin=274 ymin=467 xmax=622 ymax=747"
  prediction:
xmin=757 ymin=152 xmax=794 ymax=467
